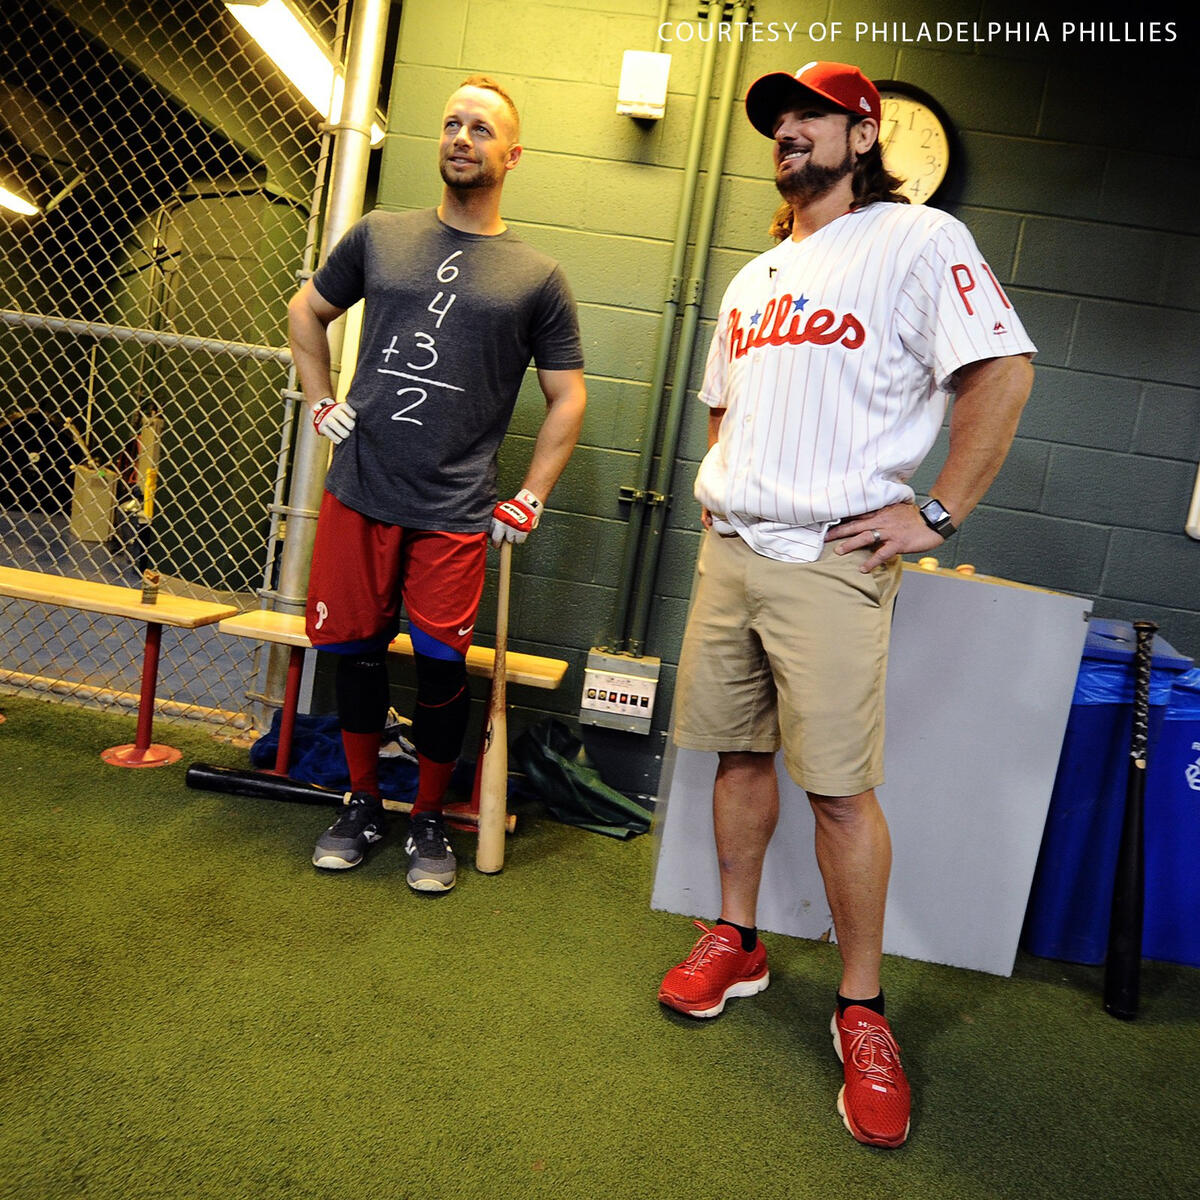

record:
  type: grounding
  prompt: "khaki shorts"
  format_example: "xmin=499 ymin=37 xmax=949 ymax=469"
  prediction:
xmin=673 ymin=530 xmax=902 ymax=796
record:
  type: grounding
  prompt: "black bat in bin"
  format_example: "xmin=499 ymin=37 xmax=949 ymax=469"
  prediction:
xmin=1103 ymin=619 xmax=1158 ymax=1020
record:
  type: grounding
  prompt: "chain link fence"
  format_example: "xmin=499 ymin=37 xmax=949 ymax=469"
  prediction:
xmin=0 ymin=0 xmax=351 ymax=732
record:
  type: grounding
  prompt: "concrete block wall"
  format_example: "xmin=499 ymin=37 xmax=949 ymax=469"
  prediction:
xmin=889 ymin=12 xmax=1200 ymax=653
xmin=381 ymin=0 xmax=1199 ymax=794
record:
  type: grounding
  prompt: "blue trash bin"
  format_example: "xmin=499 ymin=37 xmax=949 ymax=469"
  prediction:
xmin=1144 ymin=667 xmax=1200 ymax=967
xmin=1022 ymin=619 xmax=1194 ymax=964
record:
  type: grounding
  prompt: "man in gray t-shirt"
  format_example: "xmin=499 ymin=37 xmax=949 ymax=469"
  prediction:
xmin=287 ymin=75 xmax=586 ymax=894
xmin=314 ymin=207 xmax=582 ymax=531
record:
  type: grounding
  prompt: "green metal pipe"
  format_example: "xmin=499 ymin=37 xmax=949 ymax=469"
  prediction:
xmin=603 ymin=2 xmax=720 ymax=652
xmin=627 ymin=0 xmax=750 ymax=657
xmin=655 ymin=0 xmax=672 ymax=54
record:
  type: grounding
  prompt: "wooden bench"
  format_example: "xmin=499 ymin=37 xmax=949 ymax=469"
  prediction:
xmin=212 ymin=608 xmax=567 ymax=838
xmin=0 ymin=565 xmax=239 ymax=767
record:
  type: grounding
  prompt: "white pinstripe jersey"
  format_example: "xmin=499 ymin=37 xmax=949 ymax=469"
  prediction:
xmin=695 ymin=202 xmax=1037 ymax=562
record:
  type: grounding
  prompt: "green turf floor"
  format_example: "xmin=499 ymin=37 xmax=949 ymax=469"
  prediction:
xmin=2 ymin=693 xmax=1198 ymax=1200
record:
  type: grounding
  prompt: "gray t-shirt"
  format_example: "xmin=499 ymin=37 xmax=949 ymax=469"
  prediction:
xmin=313 ymin=208 xmax=584 ymax=530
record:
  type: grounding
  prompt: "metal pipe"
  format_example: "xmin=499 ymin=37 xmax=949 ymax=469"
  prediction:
xmin=257 ymin=28 xmax=343 ymax=608
xmin=627 ymin=0 xmax=749 ymax=656
xmin=654 ymin=0 xmax=672 ymax=53
xmin=0 ymin=308 xmax=291 ymax=364
xmin=270 ymin=0 xmax=391 ymax=617
xmin=250 ymin=0 xmax=390 ymax=726
xmin=604 ymin=1 xmax=720 ymax=651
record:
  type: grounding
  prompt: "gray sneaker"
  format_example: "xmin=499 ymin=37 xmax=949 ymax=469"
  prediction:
xmin=312 ymin=792 xmax=386 ymax=870
xmin=404 ymin=813 xmax=457 ymax=893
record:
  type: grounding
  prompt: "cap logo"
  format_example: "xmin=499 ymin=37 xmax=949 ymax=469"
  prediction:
xmin=859 ymin=96 xmax=871 ymax=113
xmin=797 ymin=62 xmax=818 ymax=79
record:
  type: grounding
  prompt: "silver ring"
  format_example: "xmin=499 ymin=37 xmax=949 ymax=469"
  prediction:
xmin=871 ymin=529 xmax=882 ymax=545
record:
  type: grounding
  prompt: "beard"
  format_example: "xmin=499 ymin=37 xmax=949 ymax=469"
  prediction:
xmin=775 ymin=147 xmax=854 ymax=206
xmin=439 ymin=153 xmax=501 ymax=191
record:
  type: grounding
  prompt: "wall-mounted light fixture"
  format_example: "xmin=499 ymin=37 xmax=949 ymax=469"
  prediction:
xmin=0 ymin=184 xmax=38 ymax=216
xmin=225 ymin=0 xmax=385 ymax=145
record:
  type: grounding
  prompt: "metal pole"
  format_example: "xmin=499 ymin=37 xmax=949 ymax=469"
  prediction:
xmin=604 ymin=1 xmax=719 ymax=652
xmin=627 ymin=0 xmax=749 ymax=656
xmin=0 ymin=309 xmax=290 ymax=365
xmin=271 ymin=0 xmax=392 ymax=617
xmin=654 ymin=0 xmax=672 ymax=54
xmin=257 ymin=8 xmax=346 ymax=610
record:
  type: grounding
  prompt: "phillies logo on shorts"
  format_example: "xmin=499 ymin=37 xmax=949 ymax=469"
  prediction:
xmin=728 ymin=294 xmax=865 ymax=362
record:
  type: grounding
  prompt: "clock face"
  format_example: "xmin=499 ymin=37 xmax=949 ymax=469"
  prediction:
xmin=877 ymin=87 xmax=951 ymax=204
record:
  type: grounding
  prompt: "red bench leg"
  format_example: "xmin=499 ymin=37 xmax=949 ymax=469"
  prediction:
xmin=267 ymin=646 xmax=304 ymax=776
xmin=101 ymin=621 xmax=182 ymax=767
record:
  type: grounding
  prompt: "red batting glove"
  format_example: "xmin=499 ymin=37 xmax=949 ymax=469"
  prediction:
xmin=490 ymin=488 xmax=543 ymax=546
xmin=312 ymin=397 xmax=357 ymax=444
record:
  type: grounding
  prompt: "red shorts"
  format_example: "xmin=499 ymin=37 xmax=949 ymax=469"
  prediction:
xmin=306 ymin=491 xmax=487 ymax=656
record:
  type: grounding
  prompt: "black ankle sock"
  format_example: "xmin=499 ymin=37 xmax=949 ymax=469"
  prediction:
xmin=716 ymin=919 xmax=757 ymax=953
xmin=837 ymin=989 xmax=885 ymax=1018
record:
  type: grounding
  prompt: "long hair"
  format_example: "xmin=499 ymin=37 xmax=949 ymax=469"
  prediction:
xmin=769 ymin=119 xmax=907 ymax=242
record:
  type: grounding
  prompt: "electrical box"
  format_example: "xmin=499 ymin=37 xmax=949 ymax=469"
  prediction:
xmin=616 ymin=50 xmax=671 ymax=119
xmin=579 ymin=649 xmax=660 ymax=735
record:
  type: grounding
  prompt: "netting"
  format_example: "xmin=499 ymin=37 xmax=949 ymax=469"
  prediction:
xmin=0 ymin=0 xmax=344 ymax=730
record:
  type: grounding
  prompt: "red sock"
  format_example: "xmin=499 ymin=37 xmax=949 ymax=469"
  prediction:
xmin=341 ymin=730 xmax=381 ymax=796
xmin=411 ymin=753 xmax=455 ymax=815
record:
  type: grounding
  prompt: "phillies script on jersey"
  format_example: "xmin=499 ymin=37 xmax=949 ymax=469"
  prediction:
xmin=727 ymin=296 xmax=865 ymax=360
xmin=725 ymin=251 xmax=1016 ymax=366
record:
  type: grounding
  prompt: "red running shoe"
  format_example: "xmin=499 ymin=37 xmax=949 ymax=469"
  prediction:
xmin=658 ymin=921 xmax=769 ymax=1018
xmin=831 ymin=1006 xmax=912 ymax=1148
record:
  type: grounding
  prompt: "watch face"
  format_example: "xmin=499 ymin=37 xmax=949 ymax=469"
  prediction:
xmin=922 ymin=499 xmax=951 ymax=526
xmin=877 ymin=85 xmax=951 ymax=204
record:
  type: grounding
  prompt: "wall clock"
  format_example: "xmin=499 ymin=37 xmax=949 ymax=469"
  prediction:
xmin=875 ymin=81 xmax=953 ymax=204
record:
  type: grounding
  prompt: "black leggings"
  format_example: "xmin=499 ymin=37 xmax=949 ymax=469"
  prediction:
xmin=335 ymin=649 xmax=468 ymax=763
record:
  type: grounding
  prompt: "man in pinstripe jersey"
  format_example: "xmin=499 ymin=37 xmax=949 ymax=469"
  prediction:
xmin=657 ymin=62 xmax=1036 ymax=1148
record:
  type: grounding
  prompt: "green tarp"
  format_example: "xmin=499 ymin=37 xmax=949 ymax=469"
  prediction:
xmin=511 ymin=719 xmax=652 ymax=840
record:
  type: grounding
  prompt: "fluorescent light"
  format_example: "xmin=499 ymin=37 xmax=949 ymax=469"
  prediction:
xmin=0 ymin=185 xmax=38 ymax=216
xmin=225 ymin=0 xmax=385 ymax=145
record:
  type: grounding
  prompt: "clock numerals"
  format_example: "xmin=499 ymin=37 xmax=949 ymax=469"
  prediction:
xmin=877 ymin=84 xmax=952 ymax=205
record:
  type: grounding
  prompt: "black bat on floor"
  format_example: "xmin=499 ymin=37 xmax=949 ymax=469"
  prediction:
xmin=1103 ymin=619 xmax=1157 ymax=1020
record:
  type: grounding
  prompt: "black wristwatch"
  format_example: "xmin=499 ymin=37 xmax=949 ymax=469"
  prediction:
xmin=919 ymin=497 xmax=957 ymax=539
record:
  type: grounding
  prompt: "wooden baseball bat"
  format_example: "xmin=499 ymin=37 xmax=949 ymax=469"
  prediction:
xmin=475 ymin=538 xmax=512 ymax=873
xmin=1103 ymin=619 xmax=1157 ymax=1020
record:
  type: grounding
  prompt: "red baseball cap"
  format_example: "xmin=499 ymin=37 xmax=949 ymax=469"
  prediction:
xmin=745 ymin=61 xmax=881 ymax=137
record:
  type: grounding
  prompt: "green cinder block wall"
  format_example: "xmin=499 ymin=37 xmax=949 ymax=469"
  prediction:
xmin=383 ymin=0 xmax=1199 ymax=796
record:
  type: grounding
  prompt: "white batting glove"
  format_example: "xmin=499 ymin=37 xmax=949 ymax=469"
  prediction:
xmin=312 ymin=397 xmax=357 ymax=444
xmin=490 ymin=488 xmax=543 ymax=546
